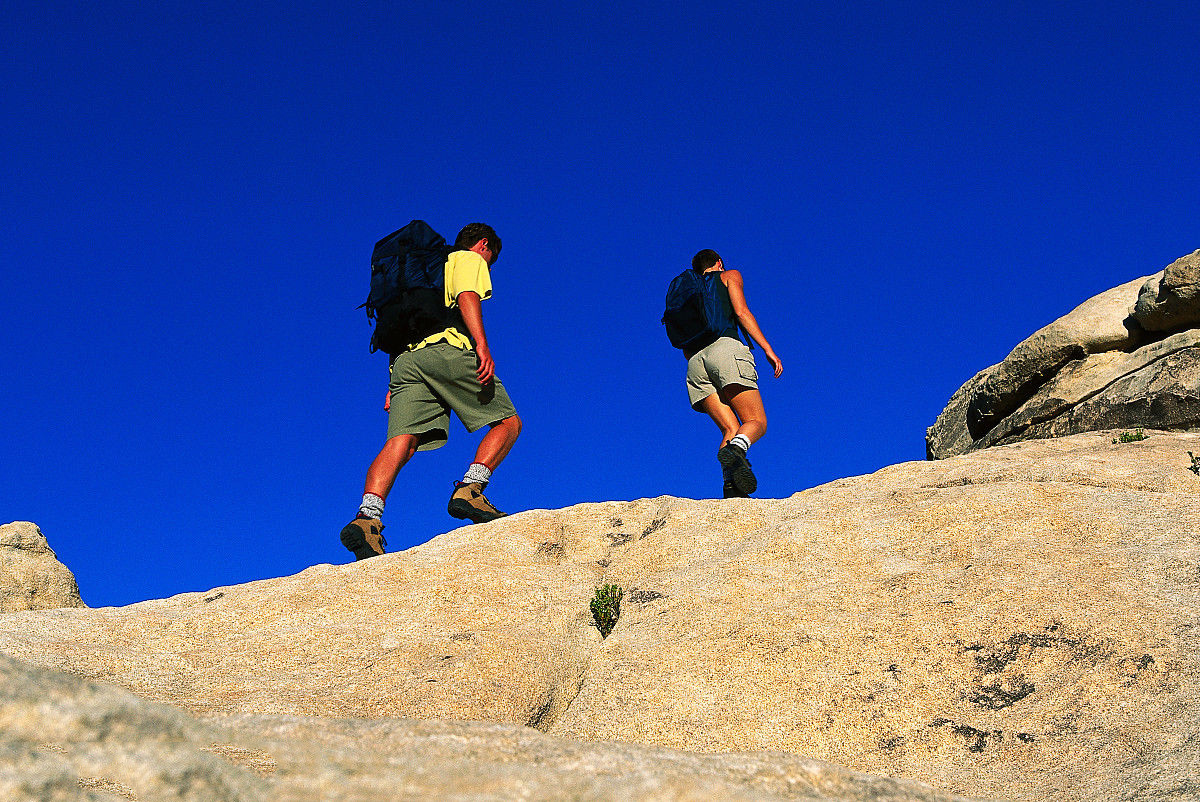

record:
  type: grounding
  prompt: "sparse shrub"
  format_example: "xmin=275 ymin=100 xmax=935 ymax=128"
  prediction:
xmin=1113 ymin=430 xmax=1148 ymax=444
xmin=590 ymin=584 xmax=623 ymax=638
xmin=1189 ymin=452 xmax=1200 ymax=476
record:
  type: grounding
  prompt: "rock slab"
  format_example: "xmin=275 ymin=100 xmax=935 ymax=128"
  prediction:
xmin=3 ymin=432 xmax=1200 ymax=801
xmin=0 ymin=521 xmax=85 ymax=613
xmin=0 ymin=652 xmax=982 ymax=801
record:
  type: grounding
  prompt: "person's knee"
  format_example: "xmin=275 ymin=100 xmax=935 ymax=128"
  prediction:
xmin=496 ymin=414 xmax=522 ymax=438
xmin=383 ymin=434 xmax=418 ymax=460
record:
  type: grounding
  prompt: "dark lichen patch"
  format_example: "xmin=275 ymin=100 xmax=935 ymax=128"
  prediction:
xmin=608 ymin=517 xmax=624 ymax=527
xmin=641 ymin=518 xmax=666 ymax=539
xmin=627 ymin=589 xmax=665 ymax=605
xmin=536 ymin=541 xmax=564 ymax=558
xmin=605 ymin=530 xmax=635 ymax=546
xmin=879 ymin=735 xmax=906 ymax=751
xmin=960 ymin=624 xmax=1105 ymax=674
xmin=929 ymin=719 xmax=1034 ymax=753
xmin=203 ymin=592 xmax=225 ymax=603
xmin=969 ymin=679 xmax=1036 ymax=710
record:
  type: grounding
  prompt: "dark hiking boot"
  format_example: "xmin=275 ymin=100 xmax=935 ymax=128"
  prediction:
xmin=340 ymin=515 xmax=386 ymax=561
xmin=723 ymin=479 xmax=749 ymax=498
xmin=718 ymin=444 xmax=757 ymax=496
xmin=447 ymin=481 xmax=506 ymax=524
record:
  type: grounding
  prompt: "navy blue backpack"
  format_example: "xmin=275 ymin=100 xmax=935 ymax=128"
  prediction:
xmin=661 ymin=269 xmax=751 ymax=352
xmin=362 ymin=220 xmax=460 ymax=355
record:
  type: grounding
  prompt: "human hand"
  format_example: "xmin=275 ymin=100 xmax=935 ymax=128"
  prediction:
xmin=475 ymin=344 xmax=495 ymax=385
xmin=766 ymin=350 xmax=783 ymax=378
xmin=384 ymin=390 xmax=391 ymax=412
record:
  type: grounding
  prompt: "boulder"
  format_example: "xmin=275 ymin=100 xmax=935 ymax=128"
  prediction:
xmin=3 ymin=432 xmax=1200 ymax=802
xmin=1133 ymin=249 xmax=1200 ymax=331
xmin=0 ymin=521 xmax=85 ymax=613
xmin=0 ymin=652 xmax=265 ymax=802
xmin=928 ymin=252 xmax=1200 ymax=458
xmin=962 ymin=275 xmax=1149 ymax=440
xmin=974 ymin=331 xmax=1200 ymax=449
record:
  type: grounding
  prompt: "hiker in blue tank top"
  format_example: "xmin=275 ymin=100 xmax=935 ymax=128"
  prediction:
xmin=679 ymin=249 xmax=782 ymax=498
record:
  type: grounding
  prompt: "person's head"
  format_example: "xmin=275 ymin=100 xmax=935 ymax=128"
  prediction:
xmin=692 ymin=248 xmax=722 ymax=273
xmin=455 ymin=223 xmax=502 ymax=265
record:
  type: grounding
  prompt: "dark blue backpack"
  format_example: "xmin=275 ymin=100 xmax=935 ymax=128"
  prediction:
xmin=661 ymin=269 xmax=750 ymax=352
xmin=363 ymin=220 xmax=461 ymax=355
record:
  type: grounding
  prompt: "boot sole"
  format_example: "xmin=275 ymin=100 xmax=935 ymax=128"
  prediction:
xmin=447 ymin=499 xmax=506 ymax=524
xmin=718 ymin=446 xmax=757 ymax=496
xmin=340 ymin=523 xmax=384 ymax=561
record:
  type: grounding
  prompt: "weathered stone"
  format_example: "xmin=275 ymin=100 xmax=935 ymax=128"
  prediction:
xmin=0 ymin=521 xmax=85 ymax=613
xmin=3 ymin=433 xmax=1200 ymax=801
xmin=1133 ymin=249 xmax=1200 ymax=331
xmin=1014 ymin=346 xmax=1200 ymax=443
xmin=0 ymin=653 xmax=980 ymax=802
xmin=0 ymin=653 xmax=265 ymax=801
xmin=925 ymin=366 xmax=994 ymax=459
xmin=962 ymin=276 xmax=1150 ymax=439
xmin=975 ymin=330 xmax=1200 ymax=449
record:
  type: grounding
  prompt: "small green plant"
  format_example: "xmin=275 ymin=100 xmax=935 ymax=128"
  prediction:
xmin=1113 ymin=429 xmax=1148 ymax=444
xmin=590 ymin=584 xmax=623 ymax=638
xmin=1189 ymin=452 xmax=1200 ymax=476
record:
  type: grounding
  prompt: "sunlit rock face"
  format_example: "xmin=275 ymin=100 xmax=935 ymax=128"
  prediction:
xmin=927 ymin=250 xmax=1200 ymax=459
xmin=2 ymin=431 xmax=1199 ymax=801
xmin=0 ymin=521 xmax=85 ymax=613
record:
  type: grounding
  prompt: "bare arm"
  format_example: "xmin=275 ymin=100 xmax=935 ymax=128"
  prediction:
xmin=456 ymin=291 xmax=494 ymax=384
xmin=722 ymin=270 xmax=783 ymax=378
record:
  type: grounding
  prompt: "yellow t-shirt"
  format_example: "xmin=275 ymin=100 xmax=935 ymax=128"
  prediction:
xmin=410 ymin=250 xmax=493 ymax=352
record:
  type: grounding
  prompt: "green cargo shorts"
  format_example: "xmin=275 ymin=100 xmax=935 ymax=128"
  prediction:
xmin=386 ymin=343 xmax=518 ymax=450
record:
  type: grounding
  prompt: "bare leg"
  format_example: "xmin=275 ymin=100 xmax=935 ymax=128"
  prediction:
xmin=473 ymin=415 xmax=522 ymax=470
xmin=721 ymin=386 xmax=767 ymax=444
xmin=364 ymin=434 xmax=419 ymax=499
xmin=696 ymin=393 xmax=741 ymax=448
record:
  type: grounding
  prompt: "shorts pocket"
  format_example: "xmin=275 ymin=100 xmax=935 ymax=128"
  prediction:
xmin=734 ymin=356 xmax=758 ymax=383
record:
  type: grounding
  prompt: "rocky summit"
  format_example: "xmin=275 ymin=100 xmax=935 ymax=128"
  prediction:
xmin=3 ymin=431 xmax=1200 ymax=801
xmin=927 ymin=250 xmax=1200 ymax=458
xmin=0 ymin=521 xmax=85 ymax=613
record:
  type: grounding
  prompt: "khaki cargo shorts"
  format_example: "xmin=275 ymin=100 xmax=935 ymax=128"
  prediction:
xmin=387 ymin=343 xmax=518 ymax=450
xmin=686 ymin=337 xmax=759 ymax=409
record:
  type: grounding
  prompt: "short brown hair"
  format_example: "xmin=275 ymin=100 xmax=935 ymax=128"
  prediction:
xmin=691 ymin=249 xmax=721 ymax=272
xmin=454 ymin=223 xmax=502 ymax=260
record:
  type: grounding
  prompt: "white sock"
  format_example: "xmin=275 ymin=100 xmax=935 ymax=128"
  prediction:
xmin=728 ymin=434 xmax=752 ymax=453
xmin=359 ymin=493 xmax=385 ymax=520
xmin=463 ymin=463 xmax=492 ymax=486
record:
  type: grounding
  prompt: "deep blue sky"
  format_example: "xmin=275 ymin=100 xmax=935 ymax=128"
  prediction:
xmin=3 ymin=1 xmax=1198 ymax=607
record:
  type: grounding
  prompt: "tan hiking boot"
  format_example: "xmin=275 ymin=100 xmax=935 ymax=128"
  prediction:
xmin=447 ymin=481 xmax=506 ymax=524
xmin=340 ymin=515 xmax=386 ymax=561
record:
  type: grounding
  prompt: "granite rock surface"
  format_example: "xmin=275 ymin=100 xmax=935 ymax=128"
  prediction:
xmin=928 ymin=251 xmax=1200 ymax=457
xmin=3 ymin=432 xmax=1199 ymax=801
xmin=0 ymin=521 xmax=85 ymax=613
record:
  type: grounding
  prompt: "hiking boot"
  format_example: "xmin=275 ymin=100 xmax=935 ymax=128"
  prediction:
xmin=447 ymin=481 xmax=506 ymax=524
xmin=340 ymin=515 xmax=386 ymax=561
xmin=718 ymin=444 xmax=757 ymax=496
xmin=722 ymin=479 xmax=749 ymax=498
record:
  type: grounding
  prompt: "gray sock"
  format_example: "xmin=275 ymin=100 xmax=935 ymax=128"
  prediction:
xmin=728 ymin=434 xmax=752 ymax=453
xmin=463 ymin=463 xmax=492 ymax=486
xmin=359 ymin=493 xmax=385 ymax=520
